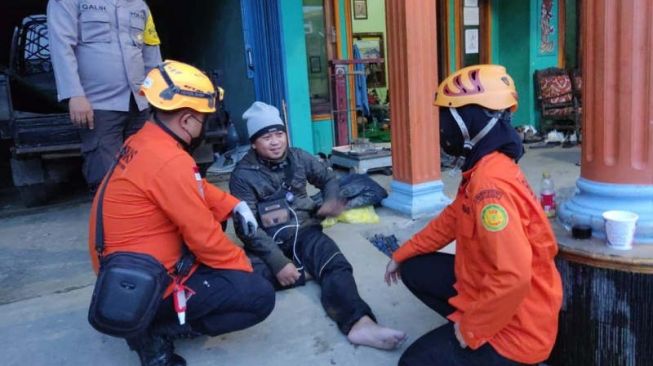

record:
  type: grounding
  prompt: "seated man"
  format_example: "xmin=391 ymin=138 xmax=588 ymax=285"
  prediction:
xmin=88 ymin=61 xmax=275 ymax=366
xmin=229 ymin=101 xmax=406 ymax=350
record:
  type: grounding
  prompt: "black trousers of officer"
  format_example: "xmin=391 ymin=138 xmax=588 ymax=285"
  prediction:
xmin=398 ymin=253 xmax=527 ymax=366
xmin=79 ymin=96 xmax=148 ymax=190
xmin=251 ymin=225 xmax=375 ymax=335
xmin=149 ymin=265 xmax=275 ymax=337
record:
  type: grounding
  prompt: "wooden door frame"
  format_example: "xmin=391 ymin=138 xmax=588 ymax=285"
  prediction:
xmin=558 ymin=0 xmax=566 ymax=67
xmin=437 ymin=0 xmax=451 ymax=80
xmin=454 ymin=0 xmax=491 ymax=69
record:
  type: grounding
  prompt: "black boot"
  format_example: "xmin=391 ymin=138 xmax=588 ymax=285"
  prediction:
xmin=127 ymin=333 xmax=186 ymax=366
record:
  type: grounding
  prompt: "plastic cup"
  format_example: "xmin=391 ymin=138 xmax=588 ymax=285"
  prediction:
xmin=602 ymin=210 xmax=639 ymax=250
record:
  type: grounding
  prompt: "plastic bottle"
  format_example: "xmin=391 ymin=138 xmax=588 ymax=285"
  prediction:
xmin=540 ymin=172 xmax=556 ymax=218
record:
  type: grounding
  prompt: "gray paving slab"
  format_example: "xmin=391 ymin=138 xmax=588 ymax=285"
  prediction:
xmin=0 ymin=216 xmax=444 ymax=366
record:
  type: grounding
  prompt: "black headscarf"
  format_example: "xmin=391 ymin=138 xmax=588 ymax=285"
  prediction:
xmin=439 ymin=104 xmax=524 ymax=172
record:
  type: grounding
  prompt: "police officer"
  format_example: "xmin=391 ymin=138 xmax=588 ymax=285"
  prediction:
xmin=47 ymin=0 xmax=162 ymax=191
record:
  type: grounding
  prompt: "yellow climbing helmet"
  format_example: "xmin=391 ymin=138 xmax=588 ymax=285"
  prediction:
xmin=140 ymin=60 xmax=217 ymax=113
xmin=434 ymin=64 xmax=518 ymax=112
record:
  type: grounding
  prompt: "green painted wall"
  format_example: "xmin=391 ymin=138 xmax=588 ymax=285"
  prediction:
xmin=447 ymin=0 xmax=457 ymax=75
xmin=492 ymin=0 xmax=531 ymax=126
xmin=351 ymin=0 xmax=388 ymax=102
xmin=338 ymin=0 xmax=350 ymax=59
xmin=490 ymin=0 xmax=500 ymax=65
xmin=564 ymin=0 xmax=579 ymax=69
xmin=529 ymin=0 xmax=560 ymax=128
xmin=492 ymin=0 xmax=560 ymax=128
xmin=311 ymin=117 xmax=334 ymax=153
xmin=280 ymin=0 xmax=315 ymax=151
xmin=312 ymin=120 xmax=334 ymax=154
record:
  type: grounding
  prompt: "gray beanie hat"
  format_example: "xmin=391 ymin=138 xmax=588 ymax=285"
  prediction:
xmin=243 ymin=101 xmax=286 ymax=142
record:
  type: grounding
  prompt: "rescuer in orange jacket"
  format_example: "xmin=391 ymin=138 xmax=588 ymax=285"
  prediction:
xmin=88 ymin=60 xmax=274 ymax=366
xmin=384 ymin=65 xmax=563 ymax=366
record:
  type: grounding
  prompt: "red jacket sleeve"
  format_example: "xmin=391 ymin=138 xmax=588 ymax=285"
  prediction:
xmin=392 ymin=202 xmax=458 ymax=263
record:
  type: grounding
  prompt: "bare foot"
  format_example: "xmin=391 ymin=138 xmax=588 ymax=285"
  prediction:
xmin=347 ymin=316 xmax=407 ymax=350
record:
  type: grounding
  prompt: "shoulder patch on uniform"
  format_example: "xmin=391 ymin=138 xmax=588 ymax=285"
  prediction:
xmin=143 ymin=13 xmax=160 ymax=46
xmin=480 ymin=204 xmax=508 ymax=232
xmin=474 ymin=189 xmax=504 ymax=203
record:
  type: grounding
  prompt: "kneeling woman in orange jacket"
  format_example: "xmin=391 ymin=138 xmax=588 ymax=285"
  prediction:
xmin=385 ymin=65 xmax=563 ymax=366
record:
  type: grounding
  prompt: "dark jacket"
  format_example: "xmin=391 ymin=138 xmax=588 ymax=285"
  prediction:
xmin=229 ymin=148 xmax=339 ymax=274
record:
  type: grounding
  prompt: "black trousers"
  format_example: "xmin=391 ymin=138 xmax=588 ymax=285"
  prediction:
xmin=152 ymin=265 xmax=275 ymax=337
xmin=251 ymin=225 xmax=374 ymax=334
xmin=398 ymin=253 xmax=525 ymax=366
xmin=79 ymin=96 xmax=148 ymax=189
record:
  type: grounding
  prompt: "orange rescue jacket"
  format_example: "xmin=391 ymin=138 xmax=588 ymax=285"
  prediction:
xmin=393 ymin=152 xmax=563 ymax=364
xmin=89 ymin=122 xmax=252 ymax=297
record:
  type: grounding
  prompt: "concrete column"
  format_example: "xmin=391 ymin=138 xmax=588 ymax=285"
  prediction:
xmin=381 ymin=0 xmax=450 ymax=217
xmin=559 ymin=0 xmax=653 ymax=243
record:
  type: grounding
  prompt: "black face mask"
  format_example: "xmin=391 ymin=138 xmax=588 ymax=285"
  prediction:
xmin=440 ymin=105 xmax=525 ymax=172
xmin=153 ymin=111 xmax=206 ymax=153
xmin=439 ymin=108 xmax=465 ymax=157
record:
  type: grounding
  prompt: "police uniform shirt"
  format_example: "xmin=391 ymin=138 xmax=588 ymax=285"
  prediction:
xmin=47 ymin=0 xmax=162 ymax=112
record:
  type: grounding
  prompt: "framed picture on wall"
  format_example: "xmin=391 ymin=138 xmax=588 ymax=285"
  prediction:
xmin=353 ymin=32 xmax=385 ymax=88
xmin=464 ymin=29 xmax=479 ymax=54
xmin=353 ymin=0 xmax=368 ymax=20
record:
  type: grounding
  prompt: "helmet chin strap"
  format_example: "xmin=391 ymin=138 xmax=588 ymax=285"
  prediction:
xmin=449 ymin=107 xmax=501 ymax=151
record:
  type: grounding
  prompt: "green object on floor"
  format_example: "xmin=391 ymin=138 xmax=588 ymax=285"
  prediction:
xmin=360 ymin=127 xmax=391 ymax=143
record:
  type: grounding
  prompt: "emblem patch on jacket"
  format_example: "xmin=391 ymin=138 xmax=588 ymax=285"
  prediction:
xmin=480 ymin=204 xmax=508 ymax=232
